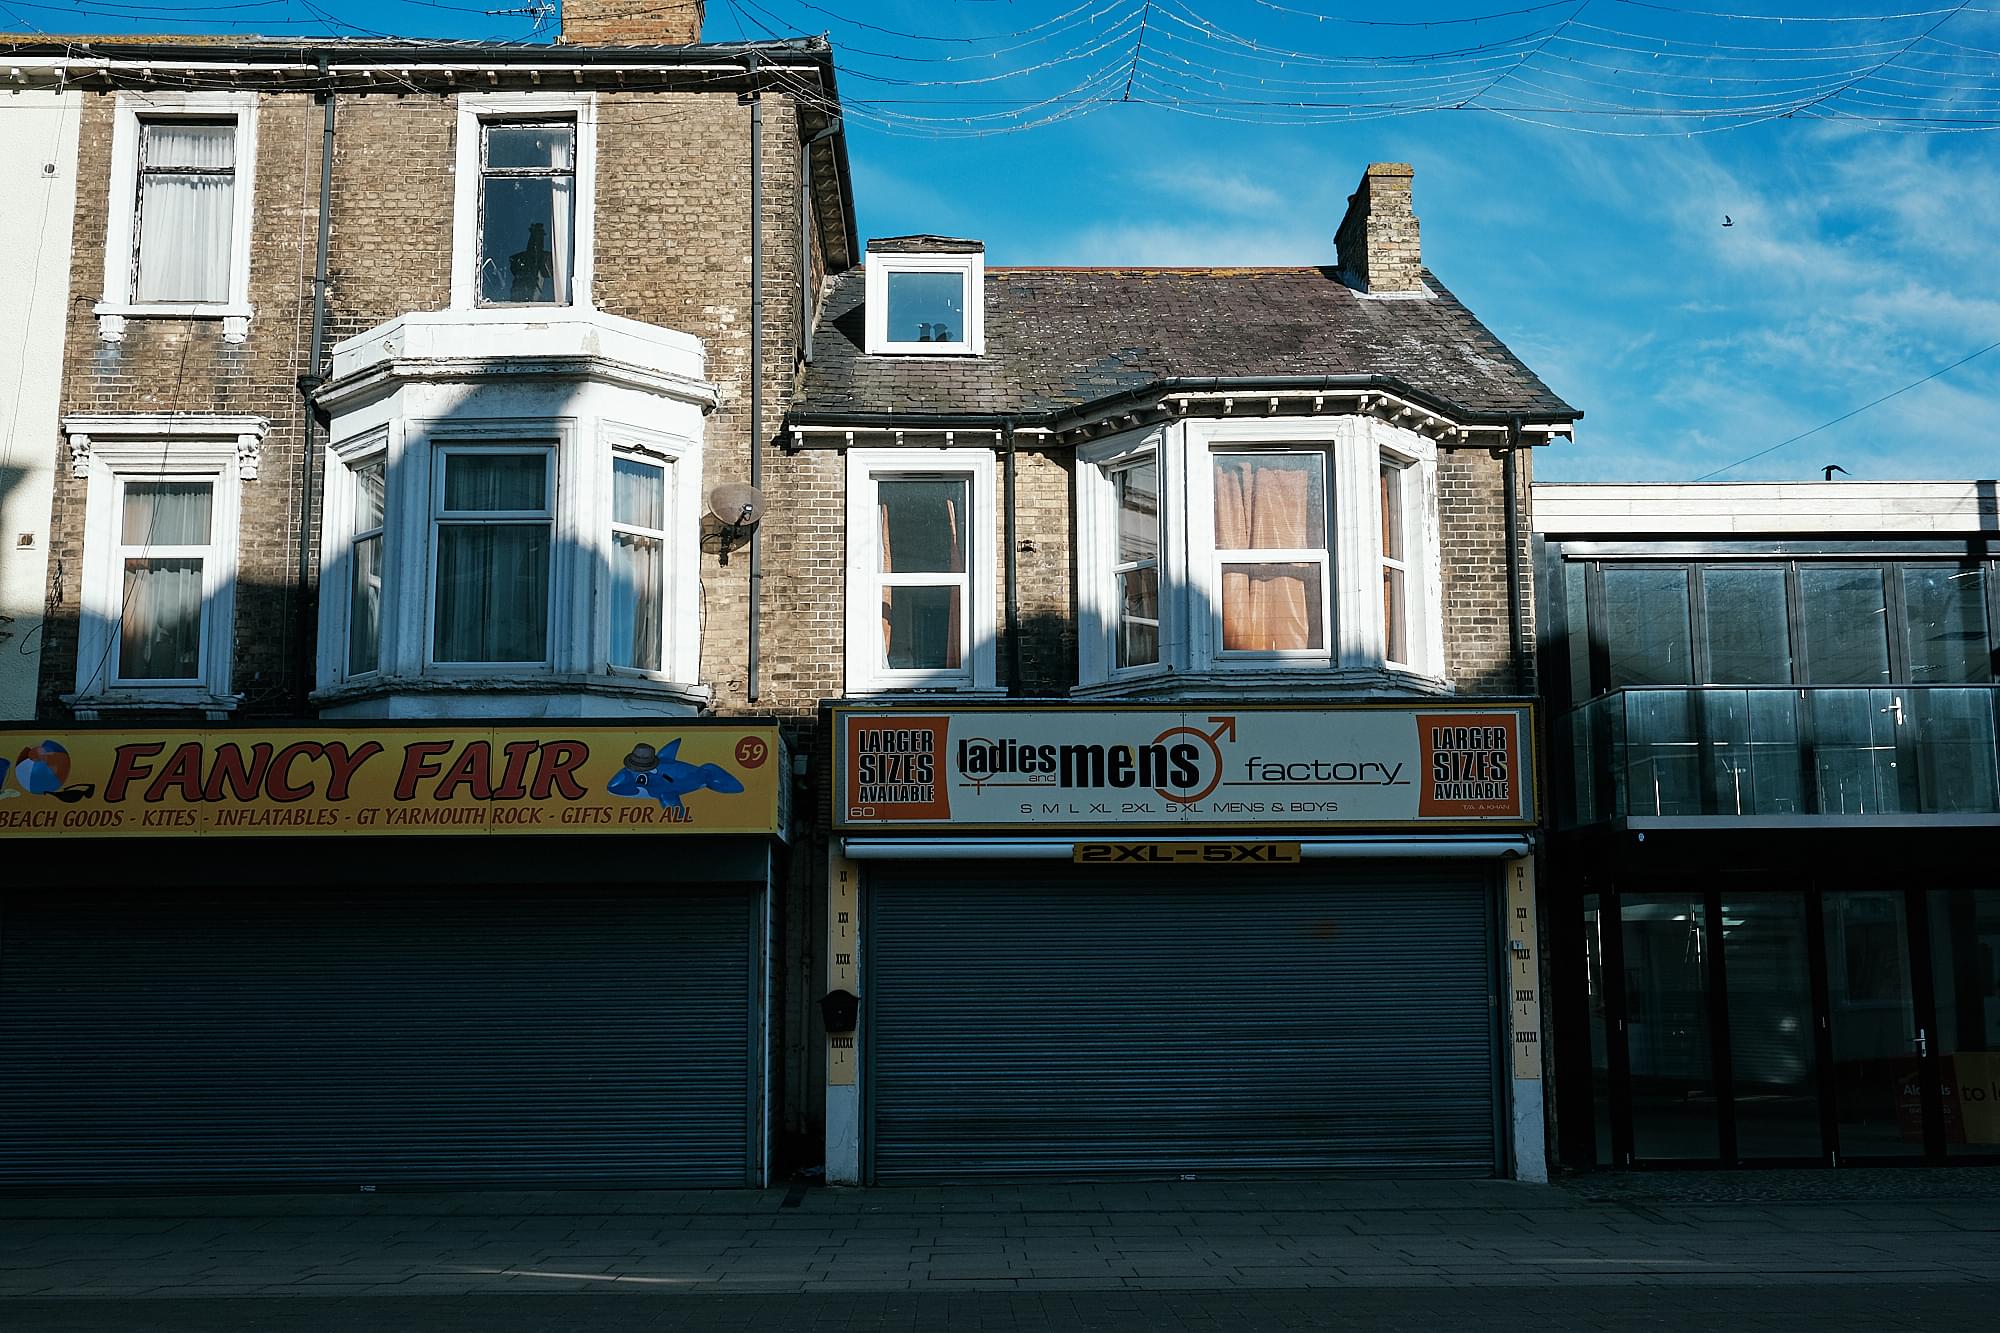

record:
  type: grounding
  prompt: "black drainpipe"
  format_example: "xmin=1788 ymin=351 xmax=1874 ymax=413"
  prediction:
xmin=1503 ymin=415 xmax=1526 ymax=694
xmin=745 ymin=52 xmax=764 ymax=704
xmin=296 ymin=60 xmax=335 ymax=705
xmin=1002 ymin=417 xmax=1021 ymax=694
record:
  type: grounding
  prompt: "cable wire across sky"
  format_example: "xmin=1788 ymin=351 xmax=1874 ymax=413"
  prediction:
xmin=6 ymin=2 xmax=2000 ymax=137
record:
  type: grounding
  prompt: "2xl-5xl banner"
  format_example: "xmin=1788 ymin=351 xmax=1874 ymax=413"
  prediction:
xmin=834 ymin=703 xmax=1534 ymax=831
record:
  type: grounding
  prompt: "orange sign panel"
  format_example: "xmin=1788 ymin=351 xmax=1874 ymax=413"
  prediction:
xmin=1416 ymin=712 xmax=1522 ymax=819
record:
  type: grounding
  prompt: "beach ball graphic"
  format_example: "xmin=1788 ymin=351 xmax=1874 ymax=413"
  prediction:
xmin=12 ymin=740 xmax=71 ymax=795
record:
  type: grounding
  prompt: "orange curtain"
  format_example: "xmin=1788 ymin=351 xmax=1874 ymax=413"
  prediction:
xmin=1215 ymin=461 xmax=1312 ymax=651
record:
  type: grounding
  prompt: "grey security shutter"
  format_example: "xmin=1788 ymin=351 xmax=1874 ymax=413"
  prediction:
xmin=0 ymin=889 xmax=758 ymax=1189
xmin=866 ymin=869 xmax=1496 ymax=1181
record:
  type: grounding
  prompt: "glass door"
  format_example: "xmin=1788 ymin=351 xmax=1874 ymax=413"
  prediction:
xmin=1587 ymin=883 xmax=1966 ymax=1169
xmin=1620 ymin=893 xmax=1720 ymax=1160
xmin=1929 ymin=888 xmax=2000 ymax=1157
xmin=1821 ymin=889 xmax=1933 ymax=1159
xmin=1719 ymin=894 xmax=1825 ymax=1160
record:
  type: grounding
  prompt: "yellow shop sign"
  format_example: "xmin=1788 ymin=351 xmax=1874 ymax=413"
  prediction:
xmin=0 ymin=726 xmax=784 ymax=838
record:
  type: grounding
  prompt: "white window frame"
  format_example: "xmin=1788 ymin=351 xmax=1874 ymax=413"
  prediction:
xmin=427 ymin=443 xmax=559 ymax=669
xmin=1077 ymin=415 xmax=1444 ymax=690
xmin=1202 ymin=444 xmax=1336 ymax=666
xmin=1076 ymin=428 xmax=1174 ymax=685
xmin=452 ymin=93 xmax=597 ymax=311
xmin=600 ymin=421 xmax=702 ymax=684
xmin=328 ymin=433 xmax=389 ymax=680
xmin=1377 ymin=451 xmax=1417 ymax=671
xmin=96 ymin=92 xmax=259 ymax=344
xmin=605 ymin=450 xmax=671 ymax=674
xmin=63 ymin=414 xmax=265 ymax=717
xmin=1369 ymin=427 xmax=1443 ymax=678
xmin=864 ymin=251 xmax=984 ymax=356
xmin=109 ymin=472 xmax=219 ymax=688
xmin=316 ymin=414 xmax=704 ymax=697
xmin=845 ymin=447 xmax=999 ymax=694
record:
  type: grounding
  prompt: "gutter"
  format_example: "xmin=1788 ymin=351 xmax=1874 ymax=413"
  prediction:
xmin=1002 ymin=418 xmax=1021 ymax=694
xmin=295 ymin=58 xmax=335 ymax=707
xmin=787 ymin=374 xmax=1581 ymax=439
xmin=1504 ymin=415 xmax=1527 ymax=694
xmin=8 ymin=36 xmax=831 ymax=67
xmin=746 ymin=50 xmax=765 ymax=704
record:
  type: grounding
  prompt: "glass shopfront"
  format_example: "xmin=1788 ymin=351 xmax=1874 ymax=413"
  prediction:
xmin=1585 ymin=885 xmax=2000 ymax=1167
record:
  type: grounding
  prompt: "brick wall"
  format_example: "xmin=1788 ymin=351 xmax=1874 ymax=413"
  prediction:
xmin=38 ymin=84 xmax=828 ymax=727
xmin=558 ymin=0 xmax=705 ymax=46
xmin=1334 ymin=162 xmax=1423 ymax=296
xmin=1009 ymin=446 xmax=1075 ymax=695
xmin=1439 ymin=442 xmax=1534 ymax=696
xmin=41 ymin=91 xmax=322 ymax=718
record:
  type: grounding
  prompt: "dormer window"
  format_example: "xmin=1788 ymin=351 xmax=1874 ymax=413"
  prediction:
xmin=864 ymin=238 xmax=984 ymax=356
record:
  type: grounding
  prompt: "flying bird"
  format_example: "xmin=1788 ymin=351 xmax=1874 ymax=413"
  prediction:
xmin=1823 ymin=464 xmax=1849 ymax=480
xmin=1722 ymin=215 xmax=1734 ymax=227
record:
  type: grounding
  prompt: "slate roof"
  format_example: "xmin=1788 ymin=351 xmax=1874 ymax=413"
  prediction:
xmin=796 ymin=265 xmax=1578 ymax=426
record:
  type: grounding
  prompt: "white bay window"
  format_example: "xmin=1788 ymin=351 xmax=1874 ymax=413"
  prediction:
xmin=1078 ymin=415 xmax=1442 ymax=694
xmin=313 ymin=309 xmax=717 ymax=718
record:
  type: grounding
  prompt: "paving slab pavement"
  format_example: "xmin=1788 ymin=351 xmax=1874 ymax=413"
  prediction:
xmin=0 ymin=1285 xmax=1995 ymax=1332
xmin=0 ymin=1170 xmax=1993 ymax=1322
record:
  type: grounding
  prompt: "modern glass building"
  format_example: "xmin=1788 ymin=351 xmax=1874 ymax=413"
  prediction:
xmin=1536 ymin=482 xmax=2000 ymax=1169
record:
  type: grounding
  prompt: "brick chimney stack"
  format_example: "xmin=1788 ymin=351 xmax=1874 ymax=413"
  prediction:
xmin=1335 ymin=162 xmax=1424 ymax=295
xmin=558 ymin=0 xmax=706 ymax=45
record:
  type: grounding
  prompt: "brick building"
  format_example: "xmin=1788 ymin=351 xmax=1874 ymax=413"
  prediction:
xmin=1 ymin=3 xmax=856 ymax=1188
xmin=1 ymin=7 xmax=1584 ymax=1188
xmin=793 ymin=166 xmax=1579 ymax=1184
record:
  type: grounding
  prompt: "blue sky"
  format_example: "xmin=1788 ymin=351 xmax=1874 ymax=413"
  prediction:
xmin=11 ymin=1 xmax=1998 ymax=483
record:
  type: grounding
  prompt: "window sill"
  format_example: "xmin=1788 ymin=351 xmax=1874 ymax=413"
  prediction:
xmin=311 ymin=671 xmax=714 ymax=720
xmin=63 ymin=687 xmax=242 ymax=721
xmin=868 ymin=345 xmax=979 ymax=358
xmin=1070 ymin=666 xmax=1452 ymax=701
xmin=842 ymin=683 xmax=1008 ymax=699
xmin=96 ymin=302 xmax=253 ymax=344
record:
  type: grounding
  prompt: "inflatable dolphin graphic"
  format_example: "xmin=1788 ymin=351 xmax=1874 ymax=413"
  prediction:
xmin=607 ymin=739 xmax=746 ymax=811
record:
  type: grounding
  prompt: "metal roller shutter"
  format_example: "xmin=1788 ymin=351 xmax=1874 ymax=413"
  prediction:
xmin=0 ymin=889 xmax=759 ymax=1189
xmin=867 ymin=868 xmax=1496 ymax=1181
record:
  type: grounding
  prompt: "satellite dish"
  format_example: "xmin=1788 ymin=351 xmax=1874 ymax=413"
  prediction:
xmin=708 ymin=482 xmax=765 ymax=530
xmin=702 ymin=483 xmax=765 ymax=563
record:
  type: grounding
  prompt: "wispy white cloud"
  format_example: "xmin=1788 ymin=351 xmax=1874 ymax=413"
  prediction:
xmin=1065 ymin=220 xmax=1327 ymax=266
xmin=1123 ymin=161 xmax=1289 ymax=218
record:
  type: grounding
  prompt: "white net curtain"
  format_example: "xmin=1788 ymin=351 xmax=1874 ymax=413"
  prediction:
xmin=118 ymin=480 xmax=211 ymax=680
xmin=134 ymin=121 xmax=235 ymax=304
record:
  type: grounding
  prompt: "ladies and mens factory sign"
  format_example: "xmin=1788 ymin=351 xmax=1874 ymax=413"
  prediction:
xmin=836 ymin=704 xmax=1534 ymax=830
xmin=0 ymin=727 xmax=783 ymax=837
